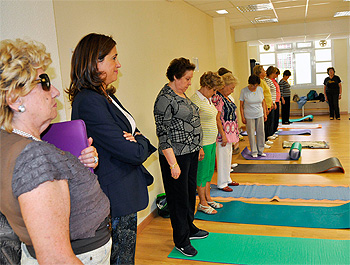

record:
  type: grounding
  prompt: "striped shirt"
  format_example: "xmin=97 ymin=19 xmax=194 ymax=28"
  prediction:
xmin=265 ymin=77 xmax=277 ymax=102
xmin=190 ymin=91 xmax=218 ymax=146
xmin=279 ymin=79 xmax=291 ymax=97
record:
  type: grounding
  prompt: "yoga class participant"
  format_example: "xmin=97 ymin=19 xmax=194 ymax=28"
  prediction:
xmin=212 ymin=72 xmax=240 ymax=192
xmin=190 ymin=71 xmax=224 ymax=214
xmin=324 ymin=67 xmax=342 ymax=120
xmin=154 ymin=57 xmax=208 ymax=257
xmin=240 ymin=75 xmax=267 ymax=157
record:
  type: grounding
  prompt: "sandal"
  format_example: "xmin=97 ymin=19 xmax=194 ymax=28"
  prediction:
xmin=207 ymin=201 xmax=223 ymax=209
xmin=197 ymin=203 xmax=217 ymax=214
xmin=228 ymin=181 xmax=239 ymax=186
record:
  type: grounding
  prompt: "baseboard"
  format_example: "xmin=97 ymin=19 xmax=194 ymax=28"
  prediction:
xmin=137 ymin=208 xmax=158 ymax=234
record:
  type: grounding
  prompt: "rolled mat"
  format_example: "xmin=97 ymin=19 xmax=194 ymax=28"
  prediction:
xmin=278 ymin=114 xmax=314 ymax=123
xmin=194 ymin=201 xmax=350 ymax=228
xmin=208 ymin=184 xmax=350 ymax=203
xmin=241 ymin=147 xmax=299 ymax=160
xmin=289 ymin=142 xmax=302 ymax=160
xmin=278 ymin=123 xmax=322 ymax=129
xmin=277 ymin=129 xmax=311 ymax=135
xmin=231 ymin=157 xmax=344 ymax=173
xmin=168 ymin=232 xmax=350 ymax=264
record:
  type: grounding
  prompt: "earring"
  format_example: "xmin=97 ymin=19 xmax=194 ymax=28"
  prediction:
xmin=18 ymin=105 xmax=26 ymax=113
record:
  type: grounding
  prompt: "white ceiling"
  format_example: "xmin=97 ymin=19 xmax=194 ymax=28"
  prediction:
xmin=184 ymin=0 xmax=350 ymax=29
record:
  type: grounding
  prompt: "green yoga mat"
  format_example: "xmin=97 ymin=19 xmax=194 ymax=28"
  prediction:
xmin=195 ymin=201 xmax=350 ymax=228
xmin=168 ymin=233 xmax=350 ymax=264
xmin=279 ymin=114 xmax=314 ymax=123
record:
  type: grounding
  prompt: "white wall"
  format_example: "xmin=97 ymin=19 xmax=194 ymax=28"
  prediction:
xmin=0 ymin=0 xmax=66 ymax=122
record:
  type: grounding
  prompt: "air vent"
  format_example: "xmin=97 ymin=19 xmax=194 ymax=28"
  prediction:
xmin=237 ymin=3 xmax=273 ymax=12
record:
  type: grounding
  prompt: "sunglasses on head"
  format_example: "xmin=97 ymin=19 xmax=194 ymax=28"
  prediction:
xmin=35 ymin=73 xmax=51 ymax=91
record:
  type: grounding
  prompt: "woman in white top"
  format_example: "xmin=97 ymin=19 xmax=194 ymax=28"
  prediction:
xmin=190 ymin=72 xmax=224 ymax=214
xmin=240 ymin=75 xmax=267 ymax=157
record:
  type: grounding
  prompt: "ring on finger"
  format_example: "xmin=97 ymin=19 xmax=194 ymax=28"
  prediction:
xmin=93 ymin=156 xmax=98 ymax=164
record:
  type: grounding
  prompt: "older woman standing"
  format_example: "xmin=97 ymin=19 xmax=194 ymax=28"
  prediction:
xmin=67 ymin=33 xmax=156 ymax=265
xmin=240 ymin=75 xmax=267 ymax=157
xmin=253 ymin=65 xmax=272 ymax=149
xmin=212 ymin=72 xmax=240 ymax=192
xmin=0 ymin=39 xmax=110 ymax=264
xmin=154 ymin=58 xmax=207 ymax=257
xmin=190 ymin=71 xmax=224 ymax=214
xmin=324 ymin=67 xmax=342 ymax=120
xmin=265 ymin=66 xmax=278 ymax=142
xmin=279 ymin=70 xmax=292 ymax=124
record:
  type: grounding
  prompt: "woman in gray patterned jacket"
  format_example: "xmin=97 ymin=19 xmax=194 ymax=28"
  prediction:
xmin=154 ymin=57 xmax=207 ymax=257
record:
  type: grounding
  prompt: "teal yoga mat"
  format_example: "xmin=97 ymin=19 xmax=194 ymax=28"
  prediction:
xmin=168 ymin=233 xmax=350 ymax=265
xmin=195 ymin=201 xmax=350 ymax=228
xmin=279 ymin=114 xmax=314 ymax=122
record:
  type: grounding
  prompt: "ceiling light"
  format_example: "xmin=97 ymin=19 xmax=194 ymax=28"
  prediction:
xmin=251 ymin=18 xmax=278 ymax=24
xmin=237 ymin=3 xmax=273 ymax=12
xmin=216 ymin=9 xmax=228 ymax=14
xmin=334 ymin=11 xmax=350 ymax=17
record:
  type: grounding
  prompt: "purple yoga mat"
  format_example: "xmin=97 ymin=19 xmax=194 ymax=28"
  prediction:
xmin=240 ymin=129 xmax=311 ymax=136
xmin=241 ymin=146 xmax=291 ymax=160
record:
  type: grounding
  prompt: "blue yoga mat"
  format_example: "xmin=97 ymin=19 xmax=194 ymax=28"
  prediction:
xmin=209 ymin=184 xmax=350 ymax=202
xmin=241 ymin=129 xmax=311 ymax=136
xmin=195 ymin=201 xmax=350 ymax=228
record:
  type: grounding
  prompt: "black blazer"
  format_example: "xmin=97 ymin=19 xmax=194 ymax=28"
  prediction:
xmin=71 ymin=89 xmax=156 ymax=218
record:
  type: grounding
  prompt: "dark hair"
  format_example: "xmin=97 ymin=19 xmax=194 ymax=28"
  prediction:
xmin=275 ymin=68 xmax=280 ymax=75
xmin=283 ymin=70 xmax=291 ymax=77
xmin=166 ymin=57 xmax=195 ymax=81
xmin=66 ymin=33 xmax=116 ymax=103
xmin=327 ymin=67 xmax=335 ymax=75
xmin=217 ymin=67 xmax=232 ymax=76
xmin=248 ymin=75 xmax=261 ymax=85
xmin=266 ymin=66 xmax=276 ymax=77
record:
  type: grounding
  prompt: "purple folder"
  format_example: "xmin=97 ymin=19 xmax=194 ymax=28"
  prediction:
xmin=41 ymin=120 xmax=90 ymax=170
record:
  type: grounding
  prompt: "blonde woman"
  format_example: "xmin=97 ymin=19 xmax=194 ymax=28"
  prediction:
xmin=212 ymin=72 xmax=240 ymax=192
xmin=190 ymin=72 xmax=224 ymax=214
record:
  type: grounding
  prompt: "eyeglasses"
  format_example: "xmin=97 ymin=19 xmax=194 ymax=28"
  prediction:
xmin=34 ymin=73 xmax=51 ymax=91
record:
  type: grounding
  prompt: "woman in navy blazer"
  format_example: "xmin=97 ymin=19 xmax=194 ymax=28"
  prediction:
xmin=67 ymin=33 xmax=156 ymax=265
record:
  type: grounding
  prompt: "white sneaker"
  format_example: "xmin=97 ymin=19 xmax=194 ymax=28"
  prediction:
xmin=273 ymin=133 xmax=279 ymax=138
xmin=266 ymin=140 xmax=273 ymax=145
xmin=251 ymin=154 xmax=258 ymax=158
xmin=267 ymin=136 xmax=276 ymax=140
xmin=259 ymin=153 xmax=267 ymax=157
xmin=264 ymin=144 xmax=271 ymax=149
xmin=231 ymin=163 xmax=238 ymax=168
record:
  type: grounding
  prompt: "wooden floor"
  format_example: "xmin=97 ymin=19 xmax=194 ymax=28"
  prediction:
xmin=135 ymin=114 xmax=350 ymax=265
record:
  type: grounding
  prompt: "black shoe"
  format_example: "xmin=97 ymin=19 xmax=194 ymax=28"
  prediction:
xmin=189 ymin=229 xmax=209 ymax=240
xmin=175 ymin=244 xmax=198 ymax=257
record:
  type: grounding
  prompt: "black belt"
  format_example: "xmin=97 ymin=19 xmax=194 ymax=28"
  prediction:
xmin=26 ymin=217 xmax=111 ymax=259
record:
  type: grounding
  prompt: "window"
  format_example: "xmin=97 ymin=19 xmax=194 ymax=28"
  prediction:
xmin=258 ymin=40 xmax=333 ymax=88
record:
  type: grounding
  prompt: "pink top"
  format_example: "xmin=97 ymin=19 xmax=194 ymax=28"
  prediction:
xmin=272 ymin=79 xmax=280 ymax=103
xmin=212 ymin=92 xmax=239 ymax=144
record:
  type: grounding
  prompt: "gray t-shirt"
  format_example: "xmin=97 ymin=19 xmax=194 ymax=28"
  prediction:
xmin=240 ymin=86 xmax=264 ymax=119
xmin=12 ymin=141 xmax=110 ymax=241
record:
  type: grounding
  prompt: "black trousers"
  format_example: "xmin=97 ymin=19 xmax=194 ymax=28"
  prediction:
xmin=281 ymin=97 xmax=291 ymax=124
xmin=326 ymin=92 xmax=340 ymax=119
xmin=273 ymin=102 xmax=280 ymax=133
xmin=264 ymin=109 xmax=274 ymax=141
xmin=159 ymin=151 xmax=200 ymax=248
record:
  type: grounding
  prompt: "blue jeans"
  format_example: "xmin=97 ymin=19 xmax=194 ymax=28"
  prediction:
xmin=111 ymin=213 xmax=137 ymax=265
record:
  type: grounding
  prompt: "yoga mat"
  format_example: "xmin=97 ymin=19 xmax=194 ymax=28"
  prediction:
xmin=277 ymin=129 xmax=311 ymax=135
xmin=231 ymin=157 xmax=344 ymax=174
xmin=209 ymin=184 xmax=350 ymax=203
xmin=168 ymin=233 xmax=350 ymax=265
xmin=278 ymin=123 xmax=322 ymax=129
xmin=241 ymin=147 xmax=293 ymax=160
xmin=283 ymin=140 xmax=329 ymax=149
xmin=241 ymin=129 xmax=311 ymax=136
xmin=195 ymin=201 xmax=350 ymax=228
xmin=278 ymin=114 xmax=314 ymax=122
